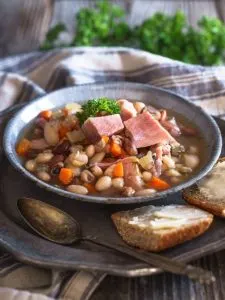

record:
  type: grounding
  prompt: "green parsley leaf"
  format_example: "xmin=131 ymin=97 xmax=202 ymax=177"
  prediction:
xmin=76 ymin=98 xmax=121 ymax=124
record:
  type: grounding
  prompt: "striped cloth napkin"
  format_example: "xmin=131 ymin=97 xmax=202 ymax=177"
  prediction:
xmin=0 ymin=47 xmax=225 ymax=300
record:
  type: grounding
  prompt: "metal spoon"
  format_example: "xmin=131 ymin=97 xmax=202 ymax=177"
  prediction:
xmin=17 ymin=197 xmax=215 ymax=284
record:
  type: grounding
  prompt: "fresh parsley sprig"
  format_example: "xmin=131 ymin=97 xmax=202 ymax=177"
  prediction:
xmin=40 ymin=0 xmax=225 ymax=66
xmin=76 ymin=97 xmax=121 ymax=124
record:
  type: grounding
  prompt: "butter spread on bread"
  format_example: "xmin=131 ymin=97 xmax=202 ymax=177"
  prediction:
xmin=111 ymin=205 xmax=213 ymax=252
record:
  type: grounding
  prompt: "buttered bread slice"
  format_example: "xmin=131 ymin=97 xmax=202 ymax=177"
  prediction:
xmin=183 ymin=158 xmax=225 ymax=217
xmin=111 ymin=205 xmax=213 ymax=252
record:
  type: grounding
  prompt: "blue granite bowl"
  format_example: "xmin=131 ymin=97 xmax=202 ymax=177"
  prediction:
xmin=3 ymin=82 xmax=222 ymax=204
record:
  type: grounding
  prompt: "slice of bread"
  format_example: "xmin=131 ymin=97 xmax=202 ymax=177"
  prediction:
xmin=183 ymin=157 xmax=225 ymax=218
xmin=111 ymin=205 xmax=213 ymax=252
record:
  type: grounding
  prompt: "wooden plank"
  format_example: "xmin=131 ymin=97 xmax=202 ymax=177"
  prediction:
xmin=91 ymin=251 xmax=225 ymax=300
xmin=0 ymin=0 xmax=53 ymax=57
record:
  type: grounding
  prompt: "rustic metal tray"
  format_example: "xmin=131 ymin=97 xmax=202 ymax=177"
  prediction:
xmin=0 ymin=114 xmax=224 ymax=277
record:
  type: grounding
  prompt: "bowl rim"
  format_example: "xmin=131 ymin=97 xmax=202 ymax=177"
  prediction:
xmin=3 ymin=81 xmax=222 ymax=204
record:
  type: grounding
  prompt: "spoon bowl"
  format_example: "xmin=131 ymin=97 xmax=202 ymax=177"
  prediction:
xmin=17 ymin=197 xmax=81 ymax=244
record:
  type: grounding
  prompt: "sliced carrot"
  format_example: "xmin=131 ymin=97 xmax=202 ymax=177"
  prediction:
xmin=59 ymin=168 xmax=73 ymax=185
xmin=16 ymin=138 xmax=31 ymax=156
xmin=147 ymin=176 xmax=170 ymax=191
xmin=113 ymin=162 xmax=124 ymax=177
xmin=58 ymin=125 xmax=70 ymax=139
xmin=39 ymin=110 xmax=52 ymax=120
xmin=84 ymin=183 xmax=96 ymax=194
xmin=110 ymin=142 xmax=122 ymax=157
xmin=102 ymin=136 xmax=109 ymax=144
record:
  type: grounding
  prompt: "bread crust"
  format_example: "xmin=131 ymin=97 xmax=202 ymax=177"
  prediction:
xmin=111 ymin=207 xmax=213 ymax=252
xmin=183 ymin=157 xmax=225 ymax=218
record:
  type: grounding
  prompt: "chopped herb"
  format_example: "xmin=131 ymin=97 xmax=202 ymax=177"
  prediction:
xmin=76 ymin=98 xmax=120 ymax=124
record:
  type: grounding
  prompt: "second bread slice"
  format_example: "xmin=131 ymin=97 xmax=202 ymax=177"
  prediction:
xmin=183 ymin=157 xmax=225 ymax=218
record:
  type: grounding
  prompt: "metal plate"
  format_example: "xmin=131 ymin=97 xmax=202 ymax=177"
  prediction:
xmin=3 ymin=82 xmax=222 ymax=204
xmin=0 ymin=117 xmax=224 ymax=277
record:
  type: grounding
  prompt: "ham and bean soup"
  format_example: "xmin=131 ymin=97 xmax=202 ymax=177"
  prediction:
xmin=16 ymin=98 xmax=201 ymax=197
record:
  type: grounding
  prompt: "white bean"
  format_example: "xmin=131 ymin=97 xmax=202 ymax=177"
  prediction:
xmin=35 ymin=152 xmax=53 ymax=163
xmin=44 ymin=121 xmax=59 ymax=146
xmin=90 ymin=152 xmax=105 ymax=164
xmin=80 ymin=170 xmax=95 ymax=183
xmin=67 ymin=185 xmax=88 ymax=195
xmin=170 ymin=177 xmax=182 ymax=184
xmin=183 ymin=154 xmax=200 ymax=169
xmin=142 ymin=171 xmax=152 ymax=182
xmin=104 ymin=164 xmax=115 ymax=177
xmin=177 ymin=166 xmax=192 ymax=174
xmin=164 ymin=169 xmax=181 ymax=177
xmin=135 ymin=189 xmax=156 ymax=196
xmin=112 ymin=178 xmax=124 ymax=190
xmin=25 ymin=160 xmax=36 ymax=172
xmin=122 ymin=186 xmax=135 ymax=197
xmin=134 ymin=102 xmax=146 ymax=113
xmin=162 ymin=155 xmax=175 ymax=169
xmin=91 ymin=165 xmax=103 ymax=177
xmin=37 ymin=171 xmax=50 ymax=181
xmin=85 ymin=145 xmax=95 ymax=158
xmin=95 ymin=176 xmax=112 ymax=191
xmin=69 ymin=152 xmax=88 ymax=167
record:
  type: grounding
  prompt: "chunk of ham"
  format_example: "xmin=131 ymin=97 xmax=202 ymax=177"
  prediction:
xmin=82 ymin=114 xmax=124 ymax=143
xmin=160 ymin=117 xmax=181 ymax=137
xmin=123 ymin=161 xmax=144 ymax=191
xmin=151 ymin=144 xmax=163 ymax=177
xmin=124 ymin=111 xmax=175 ymax=148
xmin=117 ymin=99 xmax=137 ymax=121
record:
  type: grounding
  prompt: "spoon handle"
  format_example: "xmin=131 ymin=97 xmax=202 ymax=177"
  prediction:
xmin=83 ymin=236 xmax=215 ymax=284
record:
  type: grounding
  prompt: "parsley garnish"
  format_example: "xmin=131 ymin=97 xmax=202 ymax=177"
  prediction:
xmin=76 ymin=98 xmax=120 ymax=124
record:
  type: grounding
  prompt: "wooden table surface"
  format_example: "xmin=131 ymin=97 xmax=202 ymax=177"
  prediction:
xmin=1 ymin=1 xmax=225 ymax=299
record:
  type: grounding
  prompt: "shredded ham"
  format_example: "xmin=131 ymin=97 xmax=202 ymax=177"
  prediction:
xmin=180 ymin=124 xmax=197 ymax=136
xmin=151 ymin=144 xmax=163 ymax=177
xmin=123 ymin=162 xmax=144 ymax=191
xmin=89 ymin=156 xmax=139 ymax=169
xmin=160 ymin=118 xmax=181 ymax=137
